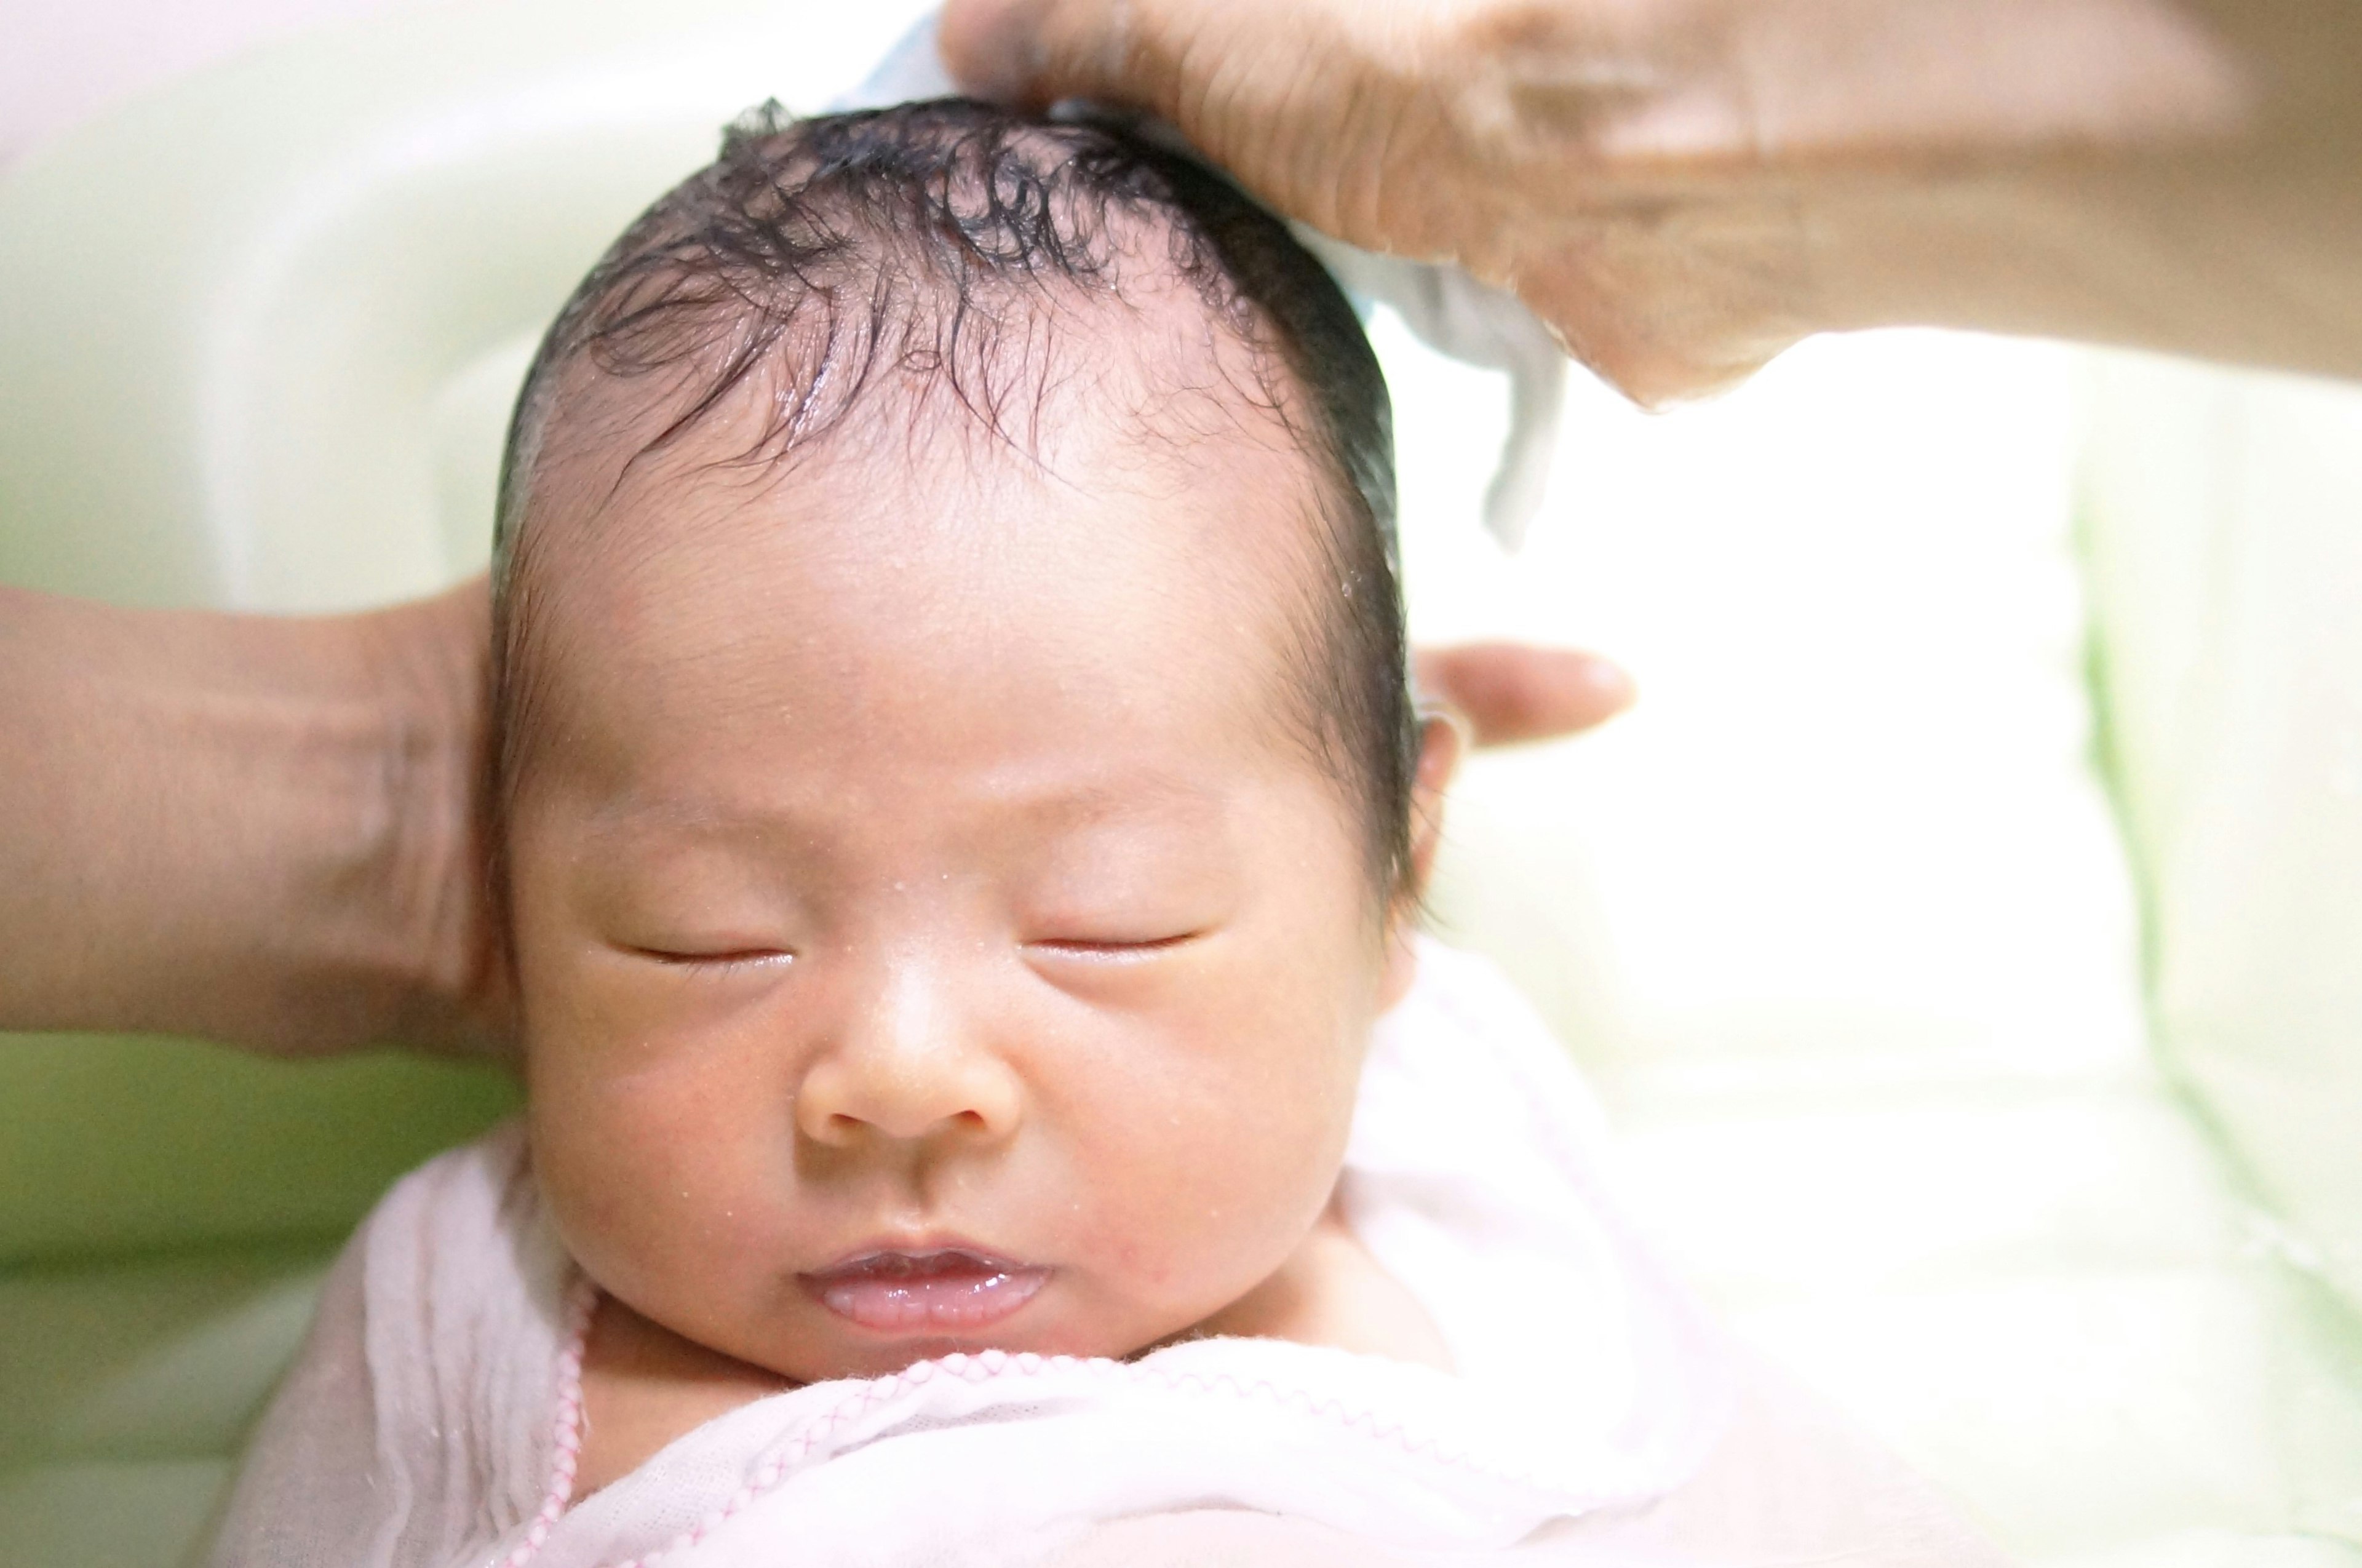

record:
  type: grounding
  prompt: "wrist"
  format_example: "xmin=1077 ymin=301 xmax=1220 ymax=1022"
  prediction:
xmin=1 ymin=583 xmax=499 ymax=1053
xmin=350 ymin=578 xmax=507 ymax=1056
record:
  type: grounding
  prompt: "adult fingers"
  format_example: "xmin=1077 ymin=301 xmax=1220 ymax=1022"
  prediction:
xmin=1414 ymin=642 xmax=1636 ymax=747
xmin=939 ymin=0 xmax=1171 ymax=112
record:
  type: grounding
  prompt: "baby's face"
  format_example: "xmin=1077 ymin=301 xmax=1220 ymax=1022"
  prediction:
xmin=507 ymin=383 xmax=1406 ymax=1383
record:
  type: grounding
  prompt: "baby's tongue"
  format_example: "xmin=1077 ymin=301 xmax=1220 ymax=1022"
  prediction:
xmin=806 ymin=1250 xmax=1048 ymax=1333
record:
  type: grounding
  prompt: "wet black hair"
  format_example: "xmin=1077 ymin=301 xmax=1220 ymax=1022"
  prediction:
xmin=491 ymin=98 xmax=1419 ymax=891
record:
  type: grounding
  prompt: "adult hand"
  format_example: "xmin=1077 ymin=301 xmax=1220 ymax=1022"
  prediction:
xmin=1 ymin=578 xmax=1620 ymax=1058
xmin=940 ymin=0 xmax=2362 ymax=403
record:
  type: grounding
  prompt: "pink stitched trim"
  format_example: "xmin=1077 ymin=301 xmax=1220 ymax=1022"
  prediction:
xmin=581 ymin=1343 xmax=1670 ymax=1568
xmin=504 ymin=1274 xmax=597 ymax=1567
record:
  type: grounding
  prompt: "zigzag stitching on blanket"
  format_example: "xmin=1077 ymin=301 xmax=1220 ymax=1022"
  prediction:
xmin=504 ymin=1274 xmax=597 ymax=1567
xmin=502 ymin=1280 xmax=1678 ymax=1568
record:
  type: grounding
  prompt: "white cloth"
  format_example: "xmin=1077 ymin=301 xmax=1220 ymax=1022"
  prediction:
xmin=835 ymin=16 xmax=1570 ymax=549
xmin=208 ymin=942 xmax=1735 ymax=1568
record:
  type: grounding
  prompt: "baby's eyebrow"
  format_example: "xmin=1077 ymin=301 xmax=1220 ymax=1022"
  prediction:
xmin=992 ymin=775 xmax=1232 ymax=826
xmin=579 ymin=773 xmax=1232 ymax=842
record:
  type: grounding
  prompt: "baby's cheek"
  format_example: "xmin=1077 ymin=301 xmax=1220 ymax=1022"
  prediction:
xmin=526 ymin=1023 xmax=790 ymax=1315
xmin=1055 ymin=1013 xmax=1359 ymax=1314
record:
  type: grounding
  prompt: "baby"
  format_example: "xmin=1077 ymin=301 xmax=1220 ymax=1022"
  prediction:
xmin=502 ymin=95 xmax=1457 ymax=1465
xmin=212 ymin=100 xmax=2008 ymax=1568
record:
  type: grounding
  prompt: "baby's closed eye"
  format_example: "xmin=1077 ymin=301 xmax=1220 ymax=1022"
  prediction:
xmin=621 ymin=941 xmax=796 ymax=969
xmin=1014 ymin=825 xmax=1239 ymax=965
xmin=1023 ymin=928 xmax=1206 ymax=960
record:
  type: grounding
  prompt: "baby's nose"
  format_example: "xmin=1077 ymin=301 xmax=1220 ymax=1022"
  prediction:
xmin=793 ymin=959 xmax=1023 ymax=1148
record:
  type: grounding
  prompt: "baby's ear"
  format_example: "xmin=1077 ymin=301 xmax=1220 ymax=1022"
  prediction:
xmin=1404 ymin=709 xmax=1463 ymax=896
xmin=1380 ymin=710 xmax=1465 ymax=1008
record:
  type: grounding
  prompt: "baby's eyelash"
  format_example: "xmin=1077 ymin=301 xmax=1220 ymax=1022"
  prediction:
xmin=1028 ymin=932 xmax=1201 ymax=958
xmin=625 ymin=945 xmax=794 ymax=969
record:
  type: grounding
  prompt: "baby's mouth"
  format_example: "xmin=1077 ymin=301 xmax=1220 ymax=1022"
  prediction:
xmin=800 ymin=1248 xmax=1049 ymax=1334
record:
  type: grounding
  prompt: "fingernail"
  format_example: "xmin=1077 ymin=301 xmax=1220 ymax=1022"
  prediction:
xmin=1584 ymin=658 xmax=1638 ymax=708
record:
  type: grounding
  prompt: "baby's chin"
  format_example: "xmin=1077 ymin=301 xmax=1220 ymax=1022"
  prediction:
xmin=746 ymin=1326 xmax=1180 ymax=1388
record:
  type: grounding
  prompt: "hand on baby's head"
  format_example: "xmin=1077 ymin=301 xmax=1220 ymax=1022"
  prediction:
xmin=490 ymin=101 xmax=1453 ymax=1386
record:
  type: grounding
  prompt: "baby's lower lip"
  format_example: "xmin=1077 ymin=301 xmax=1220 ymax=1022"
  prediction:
xmin=801 ymin=1249 xmax=1049 ymax=1334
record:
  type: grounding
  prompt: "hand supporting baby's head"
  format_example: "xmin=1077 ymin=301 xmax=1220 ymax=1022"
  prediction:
xmin=490 ymin=100 xmax=1455 ymax=1382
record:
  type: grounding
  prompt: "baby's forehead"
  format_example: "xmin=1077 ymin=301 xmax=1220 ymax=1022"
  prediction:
xmin=513 ymin=389 xmax=1341 ymax=821
xmin=509 ymin=291 xmax=1348 ymax=694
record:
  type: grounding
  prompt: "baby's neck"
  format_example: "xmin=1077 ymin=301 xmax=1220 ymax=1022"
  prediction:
xmin=1176 ymin=1201 xmax=1455 ymax=1368
xmin=571 ymin=1200 xmax=1451 ymax=1501
xmin=576 ymin=1296 xmax=793 ymax=1495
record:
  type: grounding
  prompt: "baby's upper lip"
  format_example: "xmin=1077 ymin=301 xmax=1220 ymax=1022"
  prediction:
xmin=801 ymin=1238 xmax=1034 ymax=1281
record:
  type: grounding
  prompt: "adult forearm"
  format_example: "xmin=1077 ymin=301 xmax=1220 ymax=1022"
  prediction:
xmin=0 ymin=582 xmax=499 ymax=1055
xmin=1637 ymin=0 xmax=2362 ymax=388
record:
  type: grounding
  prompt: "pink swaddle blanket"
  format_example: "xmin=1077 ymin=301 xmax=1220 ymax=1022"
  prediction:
xmin=207 ymin=942 xmax=1736 ymax=1568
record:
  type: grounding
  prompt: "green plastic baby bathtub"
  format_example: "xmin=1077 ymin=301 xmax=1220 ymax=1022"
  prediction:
xmin=2 ymin=2 xmax=2358 ymax=1562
